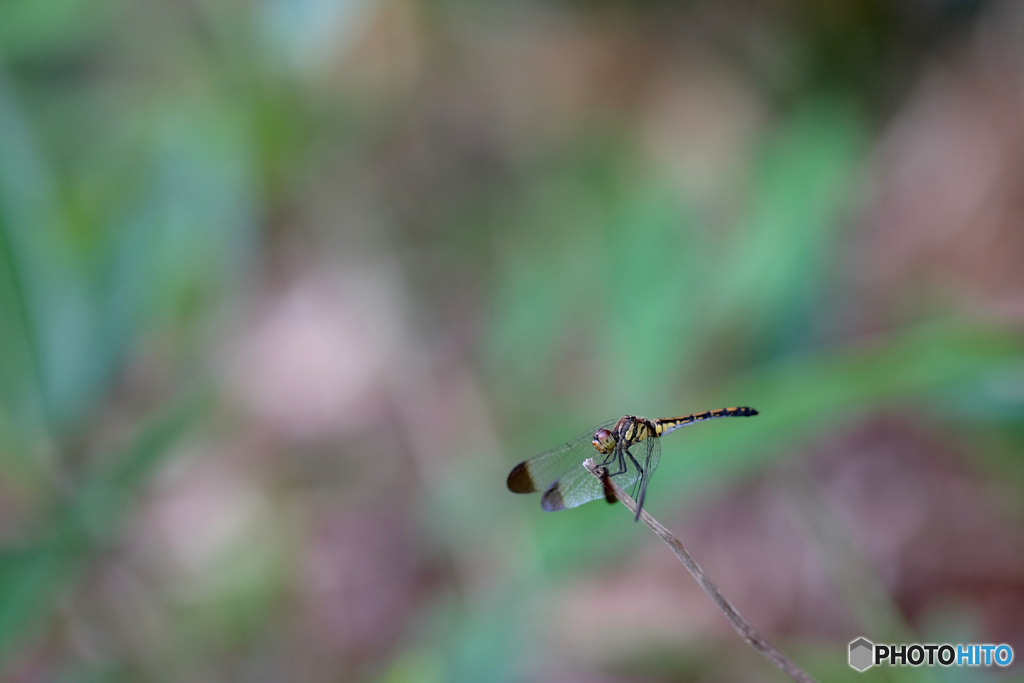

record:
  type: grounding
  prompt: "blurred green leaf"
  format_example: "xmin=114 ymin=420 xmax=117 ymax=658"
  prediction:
xmin=0 ymin=0 xmax=116 ymax=61
xmin=0 ymin=204 xmax=49 ymax=448
xmin=714 ymin=98 xmax=866 ymax=353
xmin=0 ymin=65 xmax=256 ymax=439
xmin=0 ymin=386 xmax=212 ymax=667
xmin=0 ymin=67 xmax=60 ymax=441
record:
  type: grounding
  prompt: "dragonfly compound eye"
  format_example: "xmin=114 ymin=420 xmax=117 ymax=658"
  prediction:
xmin=592 ymin=429 xmax=616 ymax=454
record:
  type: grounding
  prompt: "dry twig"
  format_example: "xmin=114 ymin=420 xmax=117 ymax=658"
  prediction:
xmin=583 ymin=459 xmax=817 ymax=683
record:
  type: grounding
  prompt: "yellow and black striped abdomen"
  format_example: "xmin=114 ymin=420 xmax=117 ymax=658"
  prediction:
xmin=653 ymin=406 xmax=758 ymax=437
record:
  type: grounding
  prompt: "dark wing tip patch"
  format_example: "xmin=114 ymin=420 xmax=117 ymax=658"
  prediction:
xmin=507 ymin=461 xmax=539 ymax=493
xmin=540 ymin=482 xmax=567 ymax=511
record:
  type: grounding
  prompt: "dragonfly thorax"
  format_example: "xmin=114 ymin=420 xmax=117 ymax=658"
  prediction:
xmin=617 ymin=416 xmax=656 ymax=444
xmin=592 ymin=416 xmax=657 ymax=455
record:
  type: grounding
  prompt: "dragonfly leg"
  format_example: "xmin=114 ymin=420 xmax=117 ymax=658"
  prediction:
xmin=597 ymin=447 xmax=620 ymax=471
xmin=605 ymin=443 xmax=644 ymax=484
xmin=622 ymin=445 xmax=648 ymax=515
xmin=623 ymin=446 xmax=643 ymax=483
xmin=603 ymin=444 xmax=628 ymax=477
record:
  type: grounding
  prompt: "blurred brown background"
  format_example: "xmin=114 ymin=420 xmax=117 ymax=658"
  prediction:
xmin=0 ymin=0 xmax=1023 ymax=681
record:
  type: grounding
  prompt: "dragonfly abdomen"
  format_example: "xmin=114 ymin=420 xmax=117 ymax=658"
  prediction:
xmin=654 ymin=406 xmax=758 ymax=437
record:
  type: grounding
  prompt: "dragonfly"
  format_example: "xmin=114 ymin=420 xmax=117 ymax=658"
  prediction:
xmin=507 ymin=406 xmax=758 ymax=520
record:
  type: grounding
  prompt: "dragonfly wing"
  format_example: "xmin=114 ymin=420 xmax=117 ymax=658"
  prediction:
xmin=628 ymin=436 xmax=661 ymax=516
xmin=507 ymin=420 xmax=617 ymax=495
xmin=541 ymin=436 xmax=658 ymax=512
xmin=540 ymin=464 xmax=605 ymax=510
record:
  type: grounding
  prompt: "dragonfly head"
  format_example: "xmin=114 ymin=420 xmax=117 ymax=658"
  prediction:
xmin=592 ymin=428 xmax=616 ymax=455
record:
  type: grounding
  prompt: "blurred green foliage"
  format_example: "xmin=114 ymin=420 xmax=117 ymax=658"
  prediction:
xmin=0 ymin=0 xmax=1021 ymax=681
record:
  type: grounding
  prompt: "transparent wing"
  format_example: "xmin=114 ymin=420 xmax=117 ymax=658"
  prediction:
xmin=506 ymin=420 xmax=617 ymax=497
xmin=626 ymin=436 xmax=661 ymax=517
xmin=542 ymin=432 xmax=662 ymax=514
xmin=540 ymin=462 xmax=606 ymax=510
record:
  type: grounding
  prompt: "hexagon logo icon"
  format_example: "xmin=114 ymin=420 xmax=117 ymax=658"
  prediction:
xmin=849 ymin=637 xmax=874 ymax=671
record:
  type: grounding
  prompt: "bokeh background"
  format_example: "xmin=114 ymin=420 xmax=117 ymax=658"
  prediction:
xmin=1 ymin=0 xmax=1024 ymax=681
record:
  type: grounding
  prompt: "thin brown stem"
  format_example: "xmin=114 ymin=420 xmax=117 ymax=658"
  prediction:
xmin=583 ymin=459 xmax=817 ymax=683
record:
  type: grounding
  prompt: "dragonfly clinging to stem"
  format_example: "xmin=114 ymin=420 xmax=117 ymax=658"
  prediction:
xmin=507 ymin=406 xmax=758 ymax=520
